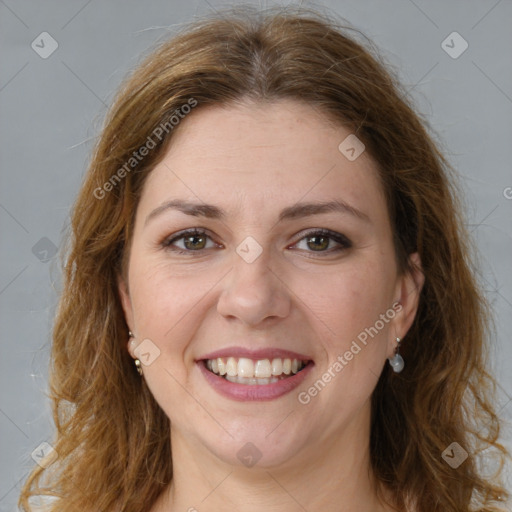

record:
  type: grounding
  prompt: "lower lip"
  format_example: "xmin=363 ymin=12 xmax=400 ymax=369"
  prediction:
xmin=198 ymin=361 xmax=314 ymax=402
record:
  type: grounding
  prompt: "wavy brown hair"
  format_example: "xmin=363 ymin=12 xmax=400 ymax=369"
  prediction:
xmin=19 ymin=5 xmax=510 ymax=512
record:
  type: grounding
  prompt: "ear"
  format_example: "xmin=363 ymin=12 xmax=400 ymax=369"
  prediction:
xmin=388 ymin=252 xmax=424 ymax=356
xmin=118 ymin=275 xmax=136 ymax=358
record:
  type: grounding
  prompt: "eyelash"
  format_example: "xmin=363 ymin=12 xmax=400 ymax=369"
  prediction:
xmin=160 ymin=228 xmax=352 ymax=257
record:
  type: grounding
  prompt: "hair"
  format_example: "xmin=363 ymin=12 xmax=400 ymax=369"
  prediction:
xmin=19 ymin=5 xmax=510 ymax=512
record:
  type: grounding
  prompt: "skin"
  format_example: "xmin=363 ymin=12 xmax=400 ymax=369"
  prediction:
xmin=118 ymin=99 xmax=424 ymax=512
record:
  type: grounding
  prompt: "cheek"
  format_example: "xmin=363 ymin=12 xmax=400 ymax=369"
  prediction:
xmin=127 ymin=260 xmax=216 ymax=406
xmin=128 ymin=255 xmax=226 ymax=352
xmin=294 ymin=259 xmax=395 ymax=361
xmin=294 ymin=266 xmax=394 ymax=418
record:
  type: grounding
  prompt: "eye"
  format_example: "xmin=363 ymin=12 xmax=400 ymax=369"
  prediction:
xmin=161 ymin=228 xmax=351 ymax=256
xmin=161 ymin=229 xmax=220 ymax=254
xmin=291 ymin=229 xmax=352 ymax=254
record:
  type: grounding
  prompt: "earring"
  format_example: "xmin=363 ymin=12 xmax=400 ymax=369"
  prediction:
xmin=388 ymin=337 xmax=404 ymax=373
xmin=129 ymin=331 xmax=143 ymax=376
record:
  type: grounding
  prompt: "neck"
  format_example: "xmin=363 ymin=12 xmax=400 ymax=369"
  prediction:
xmin=153 ymin=404 xmax=393 ymax=512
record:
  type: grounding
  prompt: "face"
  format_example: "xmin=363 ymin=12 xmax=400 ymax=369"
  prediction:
xmin=119 ymin=99 xmax=422 ymax=470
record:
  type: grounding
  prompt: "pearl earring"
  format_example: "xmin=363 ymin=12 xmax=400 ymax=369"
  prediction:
xmin=388 ymin=337 xmax=404 ymax=373
xmin=128 ymin=331 xmax=143 ymax=376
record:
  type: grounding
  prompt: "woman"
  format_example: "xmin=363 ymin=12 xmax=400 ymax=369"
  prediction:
xmin=19 ymin=6 xmax=510 ymax=512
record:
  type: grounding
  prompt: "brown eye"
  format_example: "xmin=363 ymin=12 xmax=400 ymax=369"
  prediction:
xmin=182 ymin=233 xmax=207 ymax=250
xmin=162 ymin=229 xmax=218 ymax=253
xmin=305 ymin=234 xmax=330 ymax=251
xmin=293 ymin=229 xmax=352 ymax=254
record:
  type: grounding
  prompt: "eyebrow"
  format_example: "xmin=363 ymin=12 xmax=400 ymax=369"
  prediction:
xmin=144 ymin=199 xmax=370 ymax=227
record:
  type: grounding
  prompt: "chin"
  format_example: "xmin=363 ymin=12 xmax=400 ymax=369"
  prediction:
xmin=197 ymin=419 xmax=310 ymax=470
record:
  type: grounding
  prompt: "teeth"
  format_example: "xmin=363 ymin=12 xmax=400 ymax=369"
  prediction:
xmin=254 ymin=359 xmax=271 ymax=378
xmin=271 ymin=358 xmax=283 ymax=376
xmin=226 ymin=375 xmax=279 ymax=385
xmin=226 ymin=357 xmax=237 ymax=377
xmin=205 ymin=357 xmax=307 ymax=380
xmin=237 ymin=358 xmax=254 ymax=377
xmin=217 ymin=358 xmax=226 ymax=375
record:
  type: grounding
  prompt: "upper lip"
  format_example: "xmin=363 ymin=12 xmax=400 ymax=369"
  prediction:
xmin=198 ymin=346 xmax=313 ymax=361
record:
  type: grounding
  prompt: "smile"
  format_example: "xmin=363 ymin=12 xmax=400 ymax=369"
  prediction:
xmin=205 ymin=357 xmax=309 ymax=384
xmin=197 ymin=348 xmax=314 ymax=401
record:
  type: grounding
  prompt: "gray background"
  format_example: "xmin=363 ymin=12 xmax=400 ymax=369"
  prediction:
xmin=1 ymin=0 xmax=511 ymax=509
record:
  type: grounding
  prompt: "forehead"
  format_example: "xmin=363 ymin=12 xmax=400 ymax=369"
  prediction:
xmin=138 ymin=99 xmax=386 ymax=222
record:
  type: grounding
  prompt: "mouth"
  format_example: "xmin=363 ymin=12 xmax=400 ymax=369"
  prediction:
xmin=203 ymin=356 xmax=311 ymax=385
xmin=197 ymin=348 xmax=314 ymax=401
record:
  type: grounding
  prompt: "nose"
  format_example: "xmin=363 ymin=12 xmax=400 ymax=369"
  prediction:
xmin=216 ymin=249 xmax=291 ymax=327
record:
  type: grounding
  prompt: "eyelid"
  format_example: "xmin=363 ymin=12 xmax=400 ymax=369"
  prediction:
xmin=292 ymin=227 xmax=351 ymax=246
xmin=161 ymin=228 xmax=220 ymax=249
xmin=161 ymin=227 xmax=352 ymax=255
xmin=288 ymin=228 xmax=352 ymax=255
